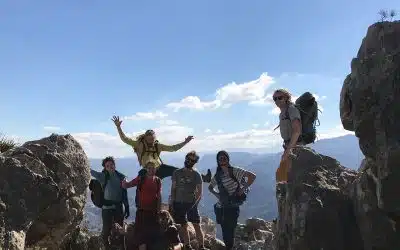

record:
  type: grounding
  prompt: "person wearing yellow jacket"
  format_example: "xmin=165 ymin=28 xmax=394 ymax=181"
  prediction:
xmin=111 ymin=116 xmax=212 ymax=183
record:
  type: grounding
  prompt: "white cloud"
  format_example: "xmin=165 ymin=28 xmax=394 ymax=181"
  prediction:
xmin=165 ymin=96 xmax=220 ymax=112
xmin=123 ymin=111 xmax=168 ymax=121
xmin=72 ymin=125 xmax=193 ymax=158
xmin=157 ymin=119 xmax=179 ymax=126
xmin=204 ymin=128 xmax=212 ymax=133
xmin=252 ymin=124 xmax=259 ymax=128
xmin=165 ymin=73 xmax=275 ymax=111
xmin=43 ymin=126 xmax=62 ymax=132
xmin=71 ymin=122 xmax=355 ymax=158
xmin=317 ymin=124 xmax=354 ymax=139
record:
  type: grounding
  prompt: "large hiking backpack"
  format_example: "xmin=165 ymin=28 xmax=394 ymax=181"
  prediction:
xmin=134 ymin=176 xmax=162 ymax=208
xmin=136 ymin=140 xmax=164 ymax=166
xmin=89 ymin=170 xmax=128 ymax=208
xmin=215 ymin=167 xmax=248 ymax=206
xmin=293 ymin=92 xmax=321 ymax=144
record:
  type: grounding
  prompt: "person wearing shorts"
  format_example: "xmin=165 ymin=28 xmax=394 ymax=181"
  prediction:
xmin=170 ymin=151 xmax=208 ymax=250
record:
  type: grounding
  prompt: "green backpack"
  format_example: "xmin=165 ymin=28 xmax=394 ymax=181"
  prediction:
xmin=293 ymin=92 xmax=321 ymax=144
xmin=275 ymin=92 xmax=321 ymax=144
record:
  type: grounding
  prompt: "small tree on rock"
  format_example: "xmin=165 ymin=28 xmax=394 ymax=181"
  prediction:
xmin=390 ymin=9 xmax=397 ymax=21
xmin=379 ymin=9 xmax=388 ymax=22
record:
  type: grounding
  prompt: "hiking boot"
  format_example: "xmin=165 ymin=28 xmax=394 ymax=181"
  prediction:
xmin=202 ymin=169 xmax=212 ymax=183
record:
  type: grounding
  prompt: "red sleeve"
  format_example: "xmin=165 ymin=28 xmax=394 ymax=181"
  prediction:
xmin=126 ymin=176 xmax=140 ymax=188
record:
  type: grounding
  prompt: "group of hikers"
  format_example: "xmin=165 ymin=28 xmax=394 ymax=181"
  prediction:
xmin=89 ymin=89 xmax=320 ymax=250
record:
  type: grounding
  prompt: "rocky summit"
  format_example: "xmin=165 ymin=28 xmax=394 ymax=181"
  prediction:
xmin=340 ymin=20 xmax=400 ymax=250
xmin=1 ymin=20 xmax=400 ymax=250
xmin=0 ymin=134 xmax=91 ymax=250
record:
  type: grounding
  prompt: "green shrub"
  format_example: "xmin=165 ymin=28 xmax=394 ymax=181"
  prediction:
xmin=0 ymin=133 xmax=18 ymax=153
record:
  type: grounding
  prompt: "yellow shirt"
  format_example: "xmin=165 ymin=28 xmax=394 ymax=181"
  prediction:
xmin=119 ymin=136 xmax=187 ymax=168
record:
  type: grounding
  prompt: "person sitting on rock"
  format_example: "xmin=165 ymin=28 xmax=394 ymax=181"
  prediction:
xmin=208 ymin=150 xmax=256 ymax=250
xmin=112 ymin=115 xmax=212 ymax=182
xmin=272 ymin=89 xmax=302 ymax=183
xmin=112 ymin=210 xmax=183 ymax=250
xmin=90 ymin=156 xmax=130 ymax=248
xmin=152 ymin=210 xmax=184 ymax=250
xmin=170 ymin=151 xmax=208 ymax=250
xmin=122 ymin=161 xmax=162 ymax=250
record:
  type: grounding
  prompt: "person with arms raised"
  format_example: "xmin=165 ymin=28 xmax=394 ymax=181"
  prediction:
xmin=112 ymin=115 xmax=212 ymax=182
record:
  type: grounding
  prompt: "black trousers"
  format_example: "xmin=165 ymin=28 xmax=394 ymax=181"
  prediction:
xmin=215 ymin=205 xmax=240 ymax=250
xmin=140 ymin=164 xmax=210 ymax=182
xmin=102 ymin=204 xmax=124 ymax=247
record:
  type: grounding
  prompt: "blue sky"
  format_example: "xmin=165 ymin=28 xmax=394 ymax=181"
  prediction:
xmin=1 ymin=0 xmax=398 ymax=158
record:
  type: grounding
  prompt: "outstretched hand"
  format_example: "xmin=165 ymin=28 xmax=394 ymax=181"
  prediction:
xmin=121 ymin=179 xmax=128 ymax=189
xmin=112 ymin=115 xmax=122 ymax=127
xmin=185 ymin=135 xmax=194 ymax=143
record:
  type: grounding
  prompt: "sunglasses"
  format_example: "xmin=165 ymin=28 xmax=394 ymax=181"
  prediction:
xmin=273 ymin=96 xmax=284 ymax=101
xmin=185 ymin=157 xmax=197 ymax=163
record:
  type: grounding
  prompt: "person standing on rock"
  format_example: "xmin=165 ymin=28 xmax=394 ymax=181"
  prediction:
xmin=170 ymin=151 xmax=208 ymax=250
xmin=112 ymin=115 xmax=212 ymax=183
xmin=272 ymin=89 xmax=302 ymax=183
xmin=208 ymin=150 xmax=256 ymax=250
xmin=122 ymin=161 xmax=162 ymax=250
xmin=90 ymin=156 xmax=130 ymax=248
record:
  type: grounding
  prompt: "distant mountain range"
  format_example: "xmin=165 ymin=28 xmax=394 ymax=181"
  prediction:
xmin=83 ymin=134 xmax=364 ymax=234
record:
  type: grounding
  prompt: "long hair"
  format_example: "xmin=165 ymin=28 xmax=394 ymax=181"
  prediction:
xmin=159 ymin=210 xmax=174 ymax=231
xmin=133 ymin=129 xmax=155 ymax=153
xmin=215 ymin=150 xmax=230 ymax=176
xmin=274 ymin=88 xmax=293 ymax=104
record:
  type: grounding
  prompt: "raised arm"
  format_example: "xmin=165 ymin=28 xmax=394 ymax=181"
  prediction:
xmin=122 ymin=176 xmax=140 ymax=189
xmin=112 ymin=116 xmax=137 ymax=147
xmin=158 ymin=136 xmax=194 ymax=152
xmin=90 ymin=169 xmax=105 ymax=182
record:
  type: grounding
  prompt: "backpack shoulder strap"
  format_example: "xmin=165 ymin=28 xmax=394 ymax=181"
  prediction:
xmin=156 ymin=177 xmax=161 ymax=195
xmin=139 ymin=140 xmax=146 ymax=164
xmin=228 ymin=167 xmax=238 ymax=183
xmin=103 ymin=170 xmax=110 ymax=188
xmin=137 ymin=176 xmax=143 ymax=191
xmin=154 ymin=141 xmax=164 ymax=164
xmin=273 ymin=108 xmax=290 ymax=131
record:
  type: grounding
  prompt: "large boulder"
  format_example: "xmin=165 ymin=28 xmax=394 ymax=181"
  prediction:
xmin=0 ymin=134 xmax=91 ymax=250
xmin=234 ymin=218 xmax=274 ymax=250
xmin=273 ymin=147 xmax=364 ymax=250
xmin=340 ymin=21 xmax=400 ymax=249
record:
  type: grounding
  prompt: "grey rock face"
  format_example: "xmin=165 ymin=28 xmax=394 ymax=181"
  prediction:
xmin=0 ymin=134 xmax=90 ymax=250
